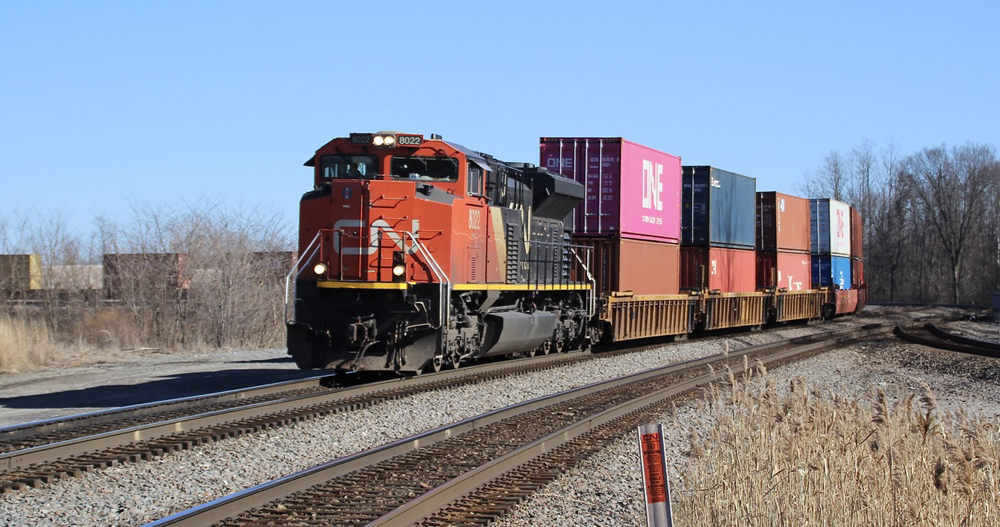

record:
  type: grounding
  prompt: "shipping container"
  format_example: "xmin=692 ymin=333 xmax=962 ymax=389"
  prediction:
xmin=851 ymin=258 xmax=863 ymax=289
xmin=0 ymin=254 xmax=42 ymax=292
xmin=680 ymin=246 xmax=756 ymax=293
xmin=850 ymin=207 xmax=863 ymax=259
xmin=682 ymin=166 xmax=756 ymax=249
xmin=756 ymin=251 xmax=812 ymax=291
xmin=573 ymin=237 xmax=679 ymax=295
xmin=756 ymin=192 xmax=810 ymax=253
xmin=103 ymin=253 xmax=191 ymax=298
xmin=539 ymin=137 xmax=682 ymax=242
xmin=834 ymin=289 xmax=859 ymax=315
xmin=45 ymin=265 xmax=103 ymax=290
xmin=809 ymin=198 xmax=851 ymax=256
xmin=811 ymin=255 xmax=852 ymax=290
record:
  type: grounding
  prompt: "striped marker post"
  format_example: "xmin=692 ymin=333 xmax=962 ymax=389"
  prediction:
xmin=637 ymin=424 xmax=673 ymax=527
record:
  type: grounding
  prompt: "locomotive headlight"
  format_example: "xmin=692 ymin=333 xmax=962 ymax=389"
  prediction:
xmin=383 ymin=135 xmax=395 ymax=146
xmin=391 ymin=251 xmax=406 ymax=281
xmin=372 ymin=135 xmax=385 ymax=146
xmin=392 ymin=264 xmax=405 ymax=277
xmin=313 ymin=263 xmax=327 ymax=275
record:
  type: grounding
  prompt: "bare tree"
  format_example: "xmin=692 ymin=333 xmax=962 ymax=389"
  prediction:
xmin=902 ymin=143 xmax=998 ymax=304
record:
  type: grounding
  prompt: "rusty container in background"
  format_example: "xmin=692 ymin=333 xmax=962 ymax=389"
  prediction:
xmin=756 ymin=192 xmax=811 ymax=253
xmin=680 ymin=246 xmax=756 ymax=293
xmin=103 ymin=253 xmax=191 ymax=299
xmin=756 ymin=251 xmax=812 ymax=291
xmin=850 ymin=207 xmax=863 ymax=259
xmin=573 ymin=237 xmax=679 ymax=295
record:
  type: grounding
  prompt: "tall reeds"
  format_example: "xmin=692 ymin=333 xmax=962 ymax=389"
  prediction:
xmin=674 ymin=366 xmax=999 ymax=525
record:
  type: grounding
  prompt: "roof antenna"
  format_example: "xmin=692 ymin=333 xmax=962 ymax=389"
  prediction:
xmin=430 ymin=133 xmax=442 ymax=140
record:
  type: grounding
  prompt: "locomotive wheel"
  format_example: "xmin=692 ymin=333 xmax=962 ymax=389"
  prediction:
xmin=540 ymin=340 xmax=552 ymax=355
xmin=428 ymin=355 xmax=444 ymax=373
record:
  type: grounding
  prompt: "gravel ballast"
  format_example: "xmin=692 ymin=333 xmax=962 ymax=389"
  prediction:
xmin=0 ymin=307 xmax=994 ymax=525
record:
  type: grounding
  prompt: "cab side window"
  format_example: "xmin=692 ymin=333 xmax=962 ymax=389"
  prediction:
xmin=467 ymin=165 xmax=483 ymax=196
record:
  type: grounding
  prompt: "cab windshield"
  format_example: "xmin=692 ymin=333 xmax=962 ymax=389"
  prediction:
xmin=320 ymin=155 xmax=377 ymax=179
xmin=390 ymin=156 xmax=458 ymax=181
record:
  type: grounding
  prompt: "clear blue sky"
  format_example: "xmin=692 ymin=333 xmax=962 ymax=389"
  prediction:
xmin=2 ymin=2 xmax=997 ymax=239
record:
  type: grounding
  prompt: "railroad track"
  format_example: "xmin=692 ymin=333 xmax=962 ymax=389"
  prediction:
xmin=150 ymin=323 xmax=894 ymax=526
xmin=0 ymin=308 xmax=948 ymax=496
xmin=0 ymin=343 xmax=658 ymax=494
xmin=894 ymin=323 xmax=1000 ymax=359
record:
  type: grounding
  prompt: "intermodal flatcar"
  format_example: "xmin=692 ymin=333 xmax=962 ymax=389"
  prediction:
xmin=285 ymin=132 xmax=866 ymax=373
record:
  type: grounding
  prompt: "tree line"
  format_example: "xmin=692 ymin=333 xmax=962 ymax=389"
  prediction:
xmin=801 ymin=140 xmax=1000 ymax=306
xmin=0 ymin=200 xmax=294 ymax=353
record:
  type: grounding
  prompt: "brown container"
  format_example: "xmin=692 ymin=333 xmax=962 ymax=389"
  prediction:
xmin=573 ymin=236 xmax=679 ymax=295
xmin=756 ymin=192 xmax=811 ymax=253
xmin=103 ymin=253 xmax=191 ymax=299
xmin=851 ymin=257 xmax=863 ymax=289
xmin=756 ymin=251 xmax=812 ymax=291
xmin=850 ymin=208 xmax=863 ymax=259
xmin=680 ymin=246 xmax=756 ymax=293
xmin=834 ymin=289 xmax=859 ymax=314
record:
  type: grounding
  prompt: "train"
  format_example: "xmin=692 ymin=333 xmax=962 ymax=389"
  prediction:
xmin=285 ymin=132 xmax=866 ymax=373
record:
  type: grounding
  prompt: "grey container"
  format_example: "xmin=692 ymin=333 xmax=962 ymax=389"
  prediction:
xmin=681 ymin=166 xmax=756 ymax=249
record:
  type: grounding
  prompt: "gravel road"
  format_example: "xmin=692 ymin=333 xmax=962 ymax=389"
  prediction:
xmin=0 ymin=307 xmax=995 ymax=526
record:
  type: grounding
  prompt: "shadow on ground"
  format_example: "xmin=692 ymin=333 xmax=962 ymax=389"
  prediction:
xmin=0 ymin=367 xmax=324 ymax=411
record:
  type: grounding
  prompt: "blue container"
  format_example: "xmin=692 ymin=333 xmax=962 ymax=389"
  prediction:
xmin=812 ymin=255 xmax=852 ymax=289
xmin=682 ymin=166 xmax=756 ymax=249
xmin=810 ymin=198 xmax=852 ymax=256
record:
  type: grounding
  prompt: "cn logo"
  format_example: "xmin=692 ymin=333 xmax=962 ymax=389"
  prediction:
xmin=641 ymin=160 xmax=663 ymax=211
xmin=331 ymin=219 xmax=419 ymax=255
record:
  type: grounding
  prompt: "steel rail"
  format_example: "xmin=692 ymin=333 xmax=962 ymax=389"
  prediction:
xmin=926 ymin=323 xmax=1000 ymax=352
xmin=0 ymin=374 xmax=335 ymax=444
xmin=149 ymin=323 xmax=892 ymax=526
xmin=0 ymin=349 xmax=602 ymax=476
xmin=894 ymin=324 xmax=1000 ymax=359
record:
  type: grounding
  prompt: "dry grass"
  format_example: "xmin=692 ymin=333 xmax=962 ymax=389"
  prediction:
xmin=0 ymin=313 xmax=55 ymax=371
xmin=0 ymin=310 xmax=144 ymax=372
xmin=674 ymin=361 xmax=999 ymax=526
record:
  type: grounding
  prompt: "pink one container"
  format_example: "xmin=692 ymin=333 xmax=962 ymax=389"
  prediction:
xmin=540 ymin=137 xmax=681 ymax=242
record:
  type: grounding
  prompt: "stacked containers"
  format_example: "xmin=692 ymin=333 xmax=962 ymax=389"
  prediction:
xmin=755 ymin=192 xmax=812 ymax=290
xmin=680 ymin=166 xmax=757 ymax=292
xmin=809 ymin=198 xmax=852 ymax=289
xmin=539 ymin=137 xmax=682 ymax=295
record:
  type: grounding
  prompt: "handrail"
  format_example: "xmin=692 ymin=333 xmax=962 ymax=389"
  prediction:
xmin=396 ymin=231 xmax=450 ymax=348
xmin=284 ymin=230 xmax=327 ymax=325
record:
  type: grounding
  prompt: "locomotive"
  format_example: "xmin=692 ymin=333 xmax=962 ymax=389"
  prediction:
xmin=286 ymin=132 xmax=596 ymax=373
xmin=286 ymin=132 xmax=867 ymax=374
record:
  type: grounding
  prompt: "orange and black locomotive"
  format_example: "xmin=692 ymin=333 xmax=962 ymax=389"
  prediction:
xmin=286 ymin=132 xmax=596 ymax=373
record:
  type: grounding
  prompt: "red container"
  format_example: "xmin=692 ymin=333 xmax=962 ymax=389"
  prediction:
xmin=851 ymin=258 xmax=863 ymax=289
xmin=756 ymin=192 xmax=811 ymax=253
xmin=835 ymin=289 xmax=859 ymax=314
xmin=756 ymin=251 xmax=812 ymax=291
xmin=680 ymin=246 xmax=756 ymax=293
xmin=540 ymin=138 xmax=682 ymax=242
xmin=573 ymin=236 xmax=679 ymax=295
xmin=851 ymin=208 xmax=863 ymax=259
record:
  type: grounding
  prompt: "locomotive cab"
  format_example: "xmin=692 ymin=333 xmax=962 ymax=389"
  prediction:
xmin=286 ymin=132 xmax=594 ymax=374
